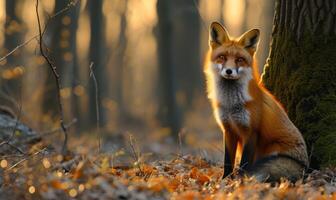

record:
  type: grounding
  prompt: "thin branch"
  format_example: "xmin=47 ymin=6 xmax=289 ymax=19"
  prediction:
xmin=5 ymin=143 xmax=25 ymax=155
xmin=177 ymin=128 xmax=186 ymax=157
xmin=39 ymin=118 xmax=77 ymax=136
xmin=0 ymin=105 xmax=16 ymax=118
xmin=35 ymin=0 xmax=68 ymax=155
xmin=52 ymin=0 xmax=79 ymax=19
xmin=128 ymin=134 xmax=143 ymax=175
xmin=89 ymin=62 xmax=101 ymax=152
xmin=6 ymin=147 xmax=46 ymax=171
xmin=307 ymin=144 xmax=314 ymax=171
xmin=0 ymin=91 xmax=19 ymax=109
xmin=0 ymin=1 xmax=77 ymax=64
xmin=0 ymin=36 xmax=38 ymax=63
xmin=52 ymin=155 xmax=81 ymax=172
xmin=0 ymin=140 xmax=25 ymax=155
xmin=0 ymin=98 xmax=25 ymax=155
xmin=222 ymin=163 xmax=248 ymax=181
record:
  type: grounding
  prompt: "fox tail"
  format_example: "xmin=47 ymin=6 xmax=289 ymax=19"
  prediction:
xmin=247 ymin=154 xmax=308 ymax=183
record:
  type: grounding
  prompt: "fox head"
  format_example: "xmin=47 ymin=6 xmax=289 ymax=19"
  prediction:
xmin=208 ymin=22 xmax=260 ymax=80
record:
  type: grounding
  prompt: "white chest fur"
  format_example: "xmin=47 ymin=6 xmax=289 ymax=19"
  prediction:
xmin=213 ymin=67 xmax=253 ymax=128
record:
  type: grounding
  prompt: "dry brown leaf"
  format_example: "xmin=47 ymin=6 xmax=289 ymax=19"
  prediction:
xmin=174 ymin=190 xmax=201 ymax=200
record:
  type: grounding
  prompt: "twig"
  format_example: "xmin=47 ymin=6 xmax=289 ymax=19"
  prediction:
xmin=35 ymin=0 xmax=68 ymax=155
xmin=0 ymin=36 xmax=38 ymax=63
xmin=52 ymin=155 xmax=81 ymax=172
xmin=0 ymin=98 xmax=25 ymax=155
xmin=211 ymin=143 xmax=224 ymax=154
xmin=0 ymin=91 xmax=19 ymax=111
xmin=0 ymin=140 xmax=25 ymax=155
xmin=52 ymin=0 xmax=79 ymax=19
xmin=177 ymin=128 xmax=186 ymax=157
xmin=89 ymin=62 xmax=101 ymax=153
xmin=0 ymin=105 xmax=16 ymax=118
xmin=128 ymin=134 xmax=143 ymax=175
xmin=307 ymin=144 xmax=314 ymax=171
xmin=39 ymin=118 xmax=77 ymax=136
xmin=3 ymin=142 xmax=25 ymax=155
xmin=222 ymin=163 xmax=248 ymax=181
xmin=22 ymin=118 xmax=77 ymax=146
xmin=6 ymin=147 xmax=46 ymax=171
xmin=1 ymin=153 xmax=26 ymax=159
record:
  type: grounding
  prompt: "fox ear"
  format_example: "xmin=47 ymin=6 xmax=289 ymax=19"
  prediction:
xmin=238 ymin=29 xmax=260 ymax=53
xmin=209 ymin=22 xmax=230 ymax=48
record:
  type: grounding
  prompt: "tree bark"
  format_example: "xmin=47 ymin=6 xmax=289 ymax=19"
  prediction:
xmin=262 ymin=0 xmax=336 ymax=167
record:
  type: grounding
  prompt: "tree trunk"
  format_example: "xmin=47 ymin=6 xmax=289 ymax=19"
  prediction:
xmin=114 ymin=1 xmax=127 ymax=122
xmin=4 ymin=0 xmax=24 ymax=66
xmin=262 ymin=0 xmax=336 ymax=167
xmin=1 ymin=0 xmax=25 ymax=99
xmin=88 ymin=0 xmax=107 ymax=129
xmin=43 ymin=0 xmax=80 ymax=120
xmin=69 ymin=3 xmax=81 ymax=130
xmin=156 ymin=0 xmax=181 ymax=137
xmin=171 ymin=0 xmax=202 ymax=106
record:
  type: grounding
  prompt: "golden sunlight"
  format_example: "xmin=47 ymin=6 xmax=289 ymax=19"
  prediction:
xmin=199 ymin=0 xmax=222 ymax=23
xmin=0 ymin=0 xmax=5 ymax=47
xmin=28 ymin=186 xmax=36 ymax=194
xmin=0 ymin=159 xmax=7 ymax=168
xmin=223 ymin=0 xmax=245 ymax=36
xmin=76 ymin=10 xmax=90 ymax=64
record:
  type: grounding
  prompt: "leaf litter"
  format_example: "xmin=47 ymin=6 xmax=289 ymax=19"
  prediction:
xmin=0 ymin=136 xmax=336 ymax=200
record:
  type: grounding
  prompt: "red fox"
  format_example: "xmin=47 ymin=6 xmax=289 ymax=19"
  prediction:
xmin=204 ymin=22 xmax=308 ymax=182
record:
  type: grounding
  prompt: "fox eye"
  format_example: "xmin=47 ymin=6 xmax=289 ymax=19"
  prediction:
xmin=236 ymin=57 xmax=245 ymax=64
xmin=217 ymin=55 xmax=226 ymax=63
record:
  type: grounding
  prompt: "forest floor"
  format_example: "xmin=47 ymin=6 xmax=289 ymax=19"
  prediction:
xmin=1 ymin=124 xmax=336 ymax=200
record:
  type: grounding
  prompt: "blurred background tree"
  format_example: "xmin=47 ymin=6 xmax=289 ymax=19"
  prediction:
xmin=1 ymin=0 xmax=25 ymax=104
xmin=88 ymin=0 xmax=108 ymax=130
xmin=156 ymin=0 xmax=181 ymax=138
xmin=43 ymin=0 xmax=80 ymax=121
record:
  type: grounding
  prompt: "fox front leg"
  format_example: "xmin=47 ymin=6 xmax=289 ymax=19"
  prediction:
xmin=239 ymin=135 xmax=257 ymax=173
xmin=223 ymin=145 xmax=233 ymax=178
xmin=222 ymin=131 xmax=238 ymax=179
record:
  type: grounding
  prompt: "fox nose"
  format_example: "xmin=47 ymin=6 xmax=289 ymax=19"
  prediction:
xmin=226 ymin=69 xmax=232 ymax=75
